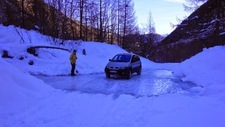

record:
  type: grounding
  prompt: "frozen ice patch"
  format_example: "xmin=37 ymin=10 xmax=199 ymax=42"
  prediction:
xmin=36 ymin=69 xmax=204 ymax=98
xmin=153 ymin=70 xmax=174 ymax=78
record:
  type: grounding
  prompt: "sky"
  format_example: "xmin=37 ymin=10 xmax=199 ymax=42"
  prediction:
xmin=1 ymin=24 xmax=225 ymax=127
xmin=133 ymin=0 xmax=190 ymax=35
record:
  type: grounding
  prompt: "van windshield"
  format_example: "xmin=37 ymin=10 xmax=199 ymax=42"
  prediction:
xmin=112 ymin=54 xmax=131 ymax=62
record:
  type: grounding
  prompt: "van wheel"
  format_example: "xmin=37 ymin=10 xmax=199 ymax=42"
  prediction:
xmin=106 ymin=73 xmax=110 ymax=78
xmin=126 ymin=70 xmax=131 ymax=79
xmin=137 ymin=67 xmax=141 ymax=75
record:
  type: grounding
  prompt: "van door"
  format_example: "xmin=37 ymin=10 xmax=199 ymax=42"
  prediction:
xmin=131 ymin=55 xmax=141 ymax=72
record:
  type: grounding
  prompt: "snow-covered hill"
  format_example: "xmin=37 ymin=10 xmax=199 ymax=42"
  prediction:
xmin=1 ymin=25 xmax=225 ymax=127
xmin=0 ymin=25 xmax=156 ymax=76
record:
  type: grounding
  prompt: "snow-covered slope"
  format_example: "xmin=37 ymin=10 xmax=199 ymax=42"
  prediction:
xmin=0 ymin=58 xmax=52 ymax=114
xmin=179 ymin=46 xmax=225 ymax=96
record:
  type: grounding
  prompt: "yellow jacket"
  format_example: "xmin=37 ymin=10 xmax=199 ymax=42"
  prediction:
xmin=70 ymin=52 xmax=77 ymax=64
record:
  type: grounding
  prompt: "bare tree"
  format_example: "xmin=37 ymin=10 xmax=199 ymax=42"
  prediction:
xmin=79 ymin=0 xmax=85 ymax=40
xmin=68 ymin=0 xmax=78 ymax=40
xmin=117 ymin=0 xmax=121 ymax=45
xmin=121 ymin=0 xmax=137 ymax=47
xmin=57 ymin=0 xmax=62 ymax=40
xmin=147 ymin=11 xmax=155 ymax=34
xmin=109 ymin=0 xmax=117 ymax=44
xmin=0 ymin=0 xmax=19 ymax=25
xmin=139 ymin=11 xmax=156 ymax=58
xmin=87 ymin=1 xmax=99 ymax=41
xmin=47 ymin=0 xmax=64 ymax=42
xmin=21 ymin=0 xmax=25 ymax=28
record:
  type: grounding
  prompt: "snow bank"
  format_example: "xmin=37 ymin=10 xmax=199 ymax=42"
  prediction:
xmin=0 ymin=25 xmax=51 ymax=45
xmin=0 ymin=58 xmax=51 ymax=114
xmin=164 ymin=46 xmax=225 ymax=97
xmin=182 ymin=46 xmax=225 ymax=85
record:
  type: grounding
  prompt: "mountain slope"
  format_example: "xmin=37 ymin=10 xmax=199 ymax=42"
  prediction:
xmin=150 ymin=0 xmax=225 ymax=62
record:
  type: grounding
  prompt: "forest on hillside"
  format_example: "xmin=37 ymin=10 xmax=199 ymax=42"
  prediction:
xmin=0 ymin=0 xmax=138 ymax=44
xmin=0 ymin=0 xmax=162 ymax=58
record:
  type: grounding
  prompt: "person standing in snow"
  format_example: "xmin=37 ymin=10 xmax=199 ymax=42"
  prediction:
xmin=70 ymin=50 xmax=77 ymax=76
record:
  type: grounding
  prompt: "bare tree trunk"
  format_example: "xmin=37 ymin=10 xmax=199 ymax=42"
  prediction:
xmin=58 ymin=0 xmax=62 ymax=41
xmin=80 ymin=0 xmax=85 ymax=40
xmin=123 ymin=0 xmax=128 ymax=47
xmin=117 ymin=0 xmax=120 ymax=45
xmin=21 ymin=0 xmax=25 ymax=28
xmin=99 ymin=0 xmax=103 ymax=42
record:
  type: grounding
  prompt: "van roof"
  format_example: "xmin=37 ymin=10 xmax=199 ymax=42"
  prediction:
xmin=117 ymin=53 xmax=134 ymax=56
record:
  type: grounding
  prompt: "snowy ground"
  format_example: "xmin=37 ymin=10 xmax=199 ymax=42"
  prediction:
xmin=1 ymin=25 xmax=225 ymax=127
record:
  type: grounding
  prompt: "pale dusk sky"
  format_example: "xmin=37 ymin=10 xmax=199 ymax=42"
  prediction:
xmin=133 ymin=0 xmax=190 ymax=35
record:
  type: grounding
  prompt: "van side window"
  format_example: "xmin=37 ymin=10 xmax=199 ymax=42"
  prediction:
xmin=132 ymin=55 xmax=139 ymax=63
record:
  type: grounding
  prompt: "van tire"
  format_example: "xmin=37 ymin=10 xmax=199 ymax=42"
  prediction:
xmin=137 ymin=67 xmax=141 ymax=75
xmin=106 ymin=73 xmax=110 ymax=78
xmin=126 ymin=70 xmax=131 ymax=79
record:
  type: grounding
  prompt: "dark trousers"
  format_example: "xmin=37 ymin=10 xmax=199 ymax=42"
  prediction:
xmin=71 ymin=63 xmax=75 ymax=75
